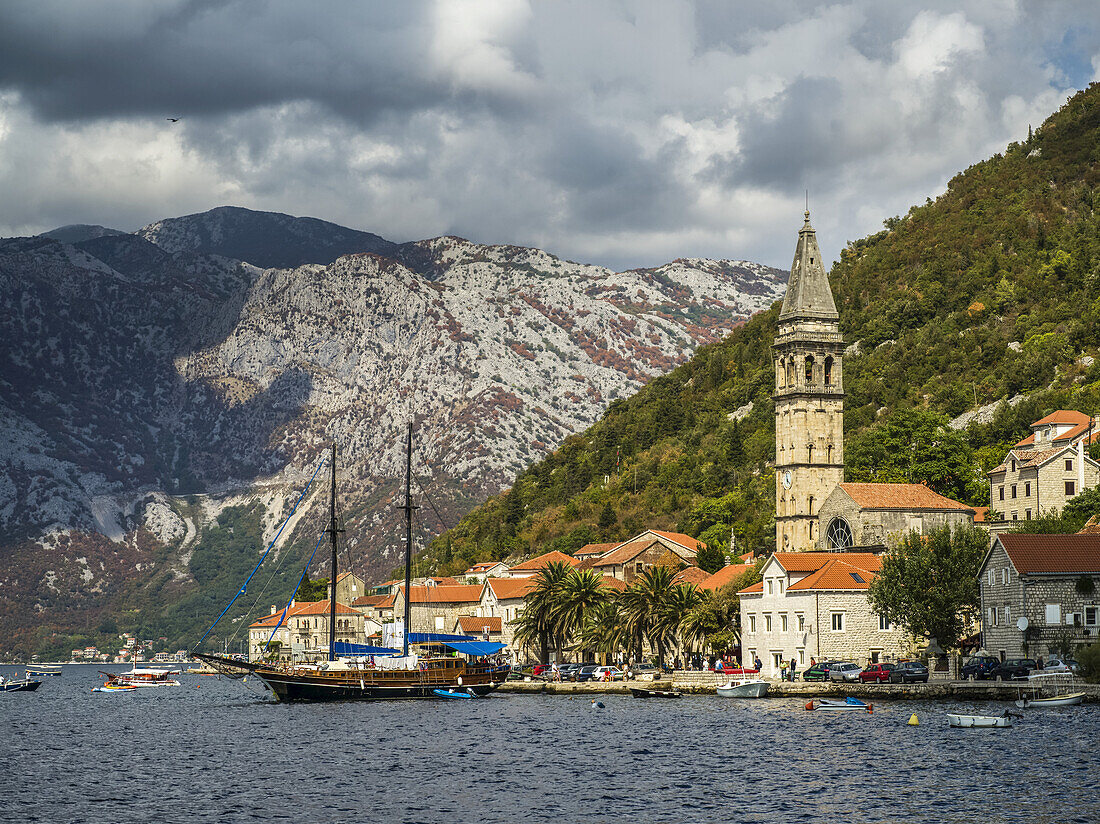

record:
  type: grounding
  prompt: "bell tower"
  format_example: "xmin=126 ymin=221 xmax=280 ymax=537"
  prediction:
xmin=774 ymin=211 xmax=844 ymax=551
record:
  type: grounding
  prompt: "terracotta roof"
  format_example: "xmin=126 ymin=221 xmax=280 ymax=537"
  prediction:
xmin=1013 ymin=433 xmax=1036 ymax=448
xmin=971 ymin=506 xmax=990 ymax=523
xmin=456 ymin=616 xmax=502 ymax=633
xmin=1032 ymin=410 xmax=1091 ymax=427
xmin=591 ymin=540 xmax=656 ymax=567
xmin=465 ymin=562 xmax=504 ymax=573
xmin=1052 ymin=422 xmax=1092 ymax=443
xmin=509 ymin=550 xmax=580 ymax=572
xmin=248 ymin=600 xmax=360 ymax=628
xmin=787 ymin=557 xmax=883 ymax=591
xmin=672 ymin=566 xmax=710 ymax=586
xmin=997 ymin=534 xmax=1100 ymax=574
xmin=737 ymin=581 xmax=764 ymax=595
xmin=772 ymin=552 xmax=882 ymax=574
xmin=574 ymin=542 xmax=617 ymax=557
xmin=700 ymin=563 xmax=755 ymax=591
xmin=649 ymin=530 xmax=705 ymax=553
xmin=426 ymin=576 xmax=460 ymax=586
xmin=400 ymin=584 xmax=484 ymax=604
xmin=351 ymin=594 xmax=391 ymax=608
xmin=599 ymin=576 xmax=628 ymax=591
xmin=838 ymin=483 xmax=974 ymax=511
xmin=487 ymin=577 xmax=536 ymax=600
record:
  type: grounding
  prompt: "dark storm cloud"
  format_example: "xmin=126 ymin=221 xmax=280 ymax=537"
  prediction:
xmin=0 ymin=2 xmax=453 ymax=123
xmin=0 ymin=1 xmax=1098 ymax=271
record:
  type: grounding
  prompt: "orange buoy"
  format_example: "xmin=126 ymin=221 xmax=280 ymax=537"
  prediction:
xmin=868 ymin=704 xmax=873 ymax=714
xmin=805 ymin=700 xmax=815 ymax=711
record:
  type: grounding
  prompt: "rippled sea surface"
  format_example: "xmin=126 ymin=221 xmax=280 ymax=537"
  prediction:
xmin=3 ymin=664 xmax=1098 ymax=824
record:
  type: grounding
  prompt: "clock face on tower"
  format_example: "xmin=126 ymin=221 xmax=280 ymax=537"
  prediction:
xmin=782 ymin=470 xmax=792 ymax=489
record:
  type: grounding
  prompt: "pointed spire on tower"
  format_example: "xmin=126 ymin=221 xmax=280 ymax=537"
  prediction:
xmin=780 ymin=210 xmax=838 ymax=321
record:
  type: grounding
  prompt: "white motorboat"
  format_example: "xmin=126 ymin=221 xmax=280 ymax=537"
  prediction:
xmin=1015 ymin=692 xmax=1086 ymax=709
xmin=716 ymin=678 xmax=769 ymax=698
xmin=948 ymin=712 xmax=1016 ymax=728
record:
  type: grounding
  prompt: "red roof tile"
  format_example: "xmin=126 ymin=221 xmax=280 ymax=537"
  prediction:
xmin=771 ymin=552 xmax=881 ymax=573
xmin=248 ymin=600 xmax=360 ymax=628
xmin=672 ymin=566 xmax=710 ymax=586
xmin=591 ymin=540 xmax=656 ymax=567
xmin=997 ymin=534 xmax=1100 ymax=574
xmin=838 ymin=483 xmax=974 ymax=511
xmin=400 ymin=584 xmax=484 ymax=604
xmin=650 ymin=530 xmax=705 ymax=552
xmin=599 ymin=576 xmax=628 ymax=591
xmin=1031 ymin=410 xmax=1091 ymax=427
xmin=351 ymin=594 xmax=391 ymax=608
xmin=574 ymin=542 xmax=617 ymax=557
xmin=509 ymin=550 xmax=580 ymax=572
xmin=737 ymin=581 xmax=765 ymax=595
xmin=1013 ymin=433 xmax=1036 ymax=448
xmin=456 ymin=616 xmax=502 ymax=633
xmin=787 ymin=557 xmax=882 ymax=591
xmin=700 ymin=563 xmax=755 ymax=591
xmin=487 ymin=578 xmax=536 ymax=600
xmin=971 ymin=506 xmax=990 ymax=523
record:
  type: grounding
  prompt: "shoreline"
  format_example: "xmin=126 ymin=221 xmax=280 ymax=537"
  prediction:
xmin=499 ymin=677 xmax=1100 ymax=702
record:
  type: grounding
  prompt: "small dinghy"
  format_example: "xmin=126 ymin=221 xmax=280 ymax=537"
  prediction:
xmin=1015 ymin=692 xmax=1086 ymax=709
xmin=631 ymin=687 xmax=682 ymax=698
xmin=93 ymin=684 xmax=138 ymax=693
xmin=807 ymin=697 xmax=872 ymax=713
xmin=948 ymin=711 xmax=1018 ymax=728
xmin=432 ymin=688 xmax=479 ymax=699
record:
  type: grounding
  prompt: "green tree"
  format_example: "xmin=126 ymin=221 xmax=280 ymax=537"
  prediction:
xmin=846 ymin=408 xmax=980 ymax=503
xmin=597 ymin=502 xmax=617 ymax=536
xmin=695 ymin=542 xmax=727 ymax=574
xmin=867 ymin=523 xmax=989 ymax=651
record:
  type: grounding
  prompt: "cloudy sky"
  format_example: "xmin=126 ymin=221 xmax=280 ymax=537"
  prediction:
xmin=0 ymin=1 xmax=1097 ymax=271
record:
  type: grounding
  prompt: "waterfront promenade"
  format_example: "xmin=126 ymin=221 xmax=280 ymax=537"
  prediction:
xmin=500 ymin=671 xmax=1100 ymax=701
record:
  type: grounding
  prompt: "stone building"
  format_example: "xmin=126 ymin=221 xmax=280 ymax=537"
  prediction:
xmin=480 ymin=577 xmax=536 ymax=657
xmin=738 ymin=552 xmax=910 ymax=676
xmin=332 ymin=571 xmax=367 ymax=605
xmin=247 ymin=600 xmax=366 ymax=662
xmin=584 ymin=530 xmax=700 ymax=583
xmin=392 ymin=584 xmax=485 ymax=634
xmin=773 ymin=211 xmax=845 ymax=552
xmin=987 ymin=410 xmax=1099 ymax=528
xmin=978 ymin=533 xmax=1100 ymax=659
xmin=815 ymin=483 xmax=976 ymax=550
xmin=506 ymin=550 xmax=580 ymax=578
xmin=461 ymin=561 xmax=510 ymax=582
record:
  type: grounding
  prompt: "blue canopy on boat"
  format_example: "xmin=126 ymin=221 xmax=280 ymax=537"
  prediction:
xmin=443 ymin=641 xmax=506 ymax=656
xmin=332 ymin=641 xmax=401 ymax=656
xmin=407 ymin=632 xmax=477 ymax=644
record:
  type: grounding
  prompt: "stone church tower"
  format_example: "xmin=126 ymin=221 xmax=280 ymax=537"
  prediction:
xmin=774 ymin=211 xmax=844 ymax=551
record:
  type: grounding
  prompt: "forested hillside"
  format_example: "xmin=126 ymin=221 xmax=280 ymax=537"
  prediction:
xmin=416 ymin=83 xmax=1100 ymax=577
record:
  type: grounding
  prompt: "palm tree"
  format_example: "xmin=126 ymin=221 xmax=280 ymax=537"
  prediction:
xmin=553 ymin=568 xmax=609 ymax=652
xmin=579 ymin=598 xmax=626 ymax=663
xmin=513 ymin=560 xmax=574 ymax=663
xmin=664 ymin=582 xmax=703 ymax=663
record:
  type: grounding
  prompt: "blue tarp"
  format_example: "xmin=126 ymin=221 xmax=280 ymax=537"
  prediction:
xmin=444 ymin=641 xmax=506 ymax=656
xmin=332 ymin=641 xmax=401 ymax=657
xmin=407 ymin=632 xmax=477 ymax=644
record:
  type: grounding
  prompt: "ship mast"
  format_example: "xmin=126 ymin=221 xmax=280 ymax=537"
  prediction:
xmin=401 ymin=423 xmax=415 ymax=657
xmin=326 ymin=443 xmax=342 ymax=661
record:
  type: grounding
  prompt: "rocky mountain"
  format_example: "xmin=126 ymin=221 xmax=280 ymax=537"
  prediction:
xmin=136 ymin=205 xmax=396 ymax=269
xmin=0 ymin=210 xmax=785 ymax=654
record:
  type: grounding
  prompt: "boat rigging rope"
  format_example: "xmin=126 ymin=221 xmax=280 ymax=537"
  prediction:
xmin=262 ymin=528 xmax=328 ymax=655
xmin=414 ymin=474 xmax=451 ymax=532
xmin=192 ymin=454 xmax=328 ymax=652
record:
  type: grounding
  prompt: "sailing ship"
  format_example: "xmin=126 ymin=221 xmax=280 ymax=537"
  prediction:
xmin=100 ymin=665 xmax=181 ymax=688
xmin=195 ymin=428 xmax=509 ymax=702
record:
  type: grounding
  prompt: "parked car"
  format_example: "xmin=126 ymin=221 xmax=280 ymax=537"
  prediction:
xmin=574 ymin=665 xmax=600 ymax=682
xmin=888 ymin=661 xmax=930 ymax=683
xmin=591 ymin=666 xmax=626 ymax=682
xmin=557 ymin=663 xmax=581 ymax=680
xmin=801 ymin=662 xmax=834 ymax=682
xmin=532 ymin=664 xmax=553 ymax=677
xmin=828 ymin=662 xmax=862 ymax=682
xmin=1039 ymin=658 xmax=1071 ymax=673
xmin=567 ymin=662 xmax=597 ymax=681
xmin=1064 ymin=659 xmax=1083 ymax=675
xmin=960 ymin=655 xmax=1000 ymax=680
xmin=991 ymin=658 xmax=1037 ymax=681
xmin=631 ymin=663 xmax=659 ymax=680
xmin=859 ymin=663 xmax=896 ymax=683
